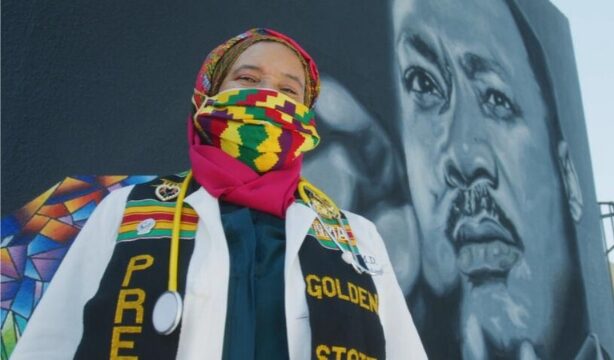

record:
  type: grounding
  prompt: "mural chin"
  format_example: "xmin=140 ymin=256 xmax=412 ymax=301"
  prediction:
xmin=460 ymin=281 xmax=534 ymax=358
xmin=450 ymin=188 xmax=534 ymax=352
xmin=458 ymin=252 xmax=572 ymax=359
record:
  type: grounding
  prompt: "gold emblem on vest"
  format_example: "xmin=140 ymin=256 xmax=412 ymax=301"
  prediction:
xmin=298 ymin=179 xmax=340 ymax=219
xmin=154 ymin=179 xmax=182 ymax=202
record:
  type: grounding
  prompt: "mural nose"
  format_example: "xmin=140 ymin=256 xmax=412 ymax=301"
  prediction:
xmin=444 ymin=82 xmax=498 ymax=189
xmin=444 ymin=131 xmax=498 ymax=190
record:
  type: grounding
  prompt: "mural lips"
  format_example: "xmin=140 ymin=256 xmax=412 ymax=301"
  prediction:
xmin=446 ymin=183 xmax=523 ymax=285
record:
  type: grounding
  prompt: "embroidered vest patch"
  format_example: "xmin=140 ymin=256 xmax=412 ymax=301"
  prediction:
xmin=117 ymin=199 xmax=198 ymax=242
xmin=299 ymin=209 xmax=386 ymax=360
xmin=75 ymin=174 xmax=198 ymax=360
xmin=306 ymin=215 xmax=359 ymax=253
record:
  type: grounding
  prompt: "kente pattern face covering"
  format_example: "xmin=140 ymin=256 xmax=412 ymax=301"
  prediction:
xmin=193 ymin=88 xmax=320 ymax=173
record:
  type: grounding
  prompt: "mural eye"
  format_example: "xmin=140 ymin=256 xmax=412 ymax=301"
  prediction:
xmin=403 ymin=67 xmax=444 ymax=110
xmin=483 ymin=89 xmax=516 ymax=120
xmin=404 ymin=68 xmax=441 ymax=95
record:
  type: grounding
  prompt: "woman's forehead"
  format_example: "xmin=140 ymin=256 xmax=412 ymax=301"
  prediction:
xmin=230 ymin=42 xmax=306 ymax=81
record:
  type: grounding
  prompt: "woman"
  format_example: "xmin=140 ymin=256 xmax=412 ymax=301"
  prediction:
xmin=12 ymin=28 xmax=425 ymax=359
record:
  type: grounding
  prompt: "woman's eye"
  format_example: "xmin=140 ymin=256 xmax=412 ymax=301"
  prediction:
xmin=238 ymin=75 xmax=258 ymax=83
xmin=482 ymin=89 xmax=517 ymax=120
xmin=281 ymin=87 xmax=297 ymax=95
xmin=403 ymin=67 xmax=445 ymax=110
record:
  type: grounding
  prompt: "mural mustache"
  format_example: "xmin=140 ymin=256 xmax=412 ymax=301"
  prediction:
xmin=445 ymin=183 xmax=522 ymax=286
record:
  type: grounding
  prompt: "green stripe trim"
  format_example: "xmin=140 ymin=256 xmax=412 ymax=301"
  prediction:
xmin=125 ymin=199 xmax=177 ymax=208
xmin=307 ymin=228 xmax=357 ymax=252
xmin=117 ymin=229 xmax=196 ymax=242
xmin=314 ymin=238 xmax=357 ymax=252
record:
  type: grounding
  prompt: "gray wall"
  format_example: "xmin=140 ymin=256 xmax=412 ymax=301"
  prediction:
xmin=1 ymin=0 xmax=396 ymax=214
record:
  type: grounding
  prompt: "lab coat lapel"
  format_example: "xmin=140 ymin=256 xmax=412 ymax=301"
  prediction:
xmin=177 ymin=187 xmax=229 ymax=360
xmin=285 ymin=202 xmax=316 ymax=270
xmin=285 ymin=201 xmax=317 ymax=359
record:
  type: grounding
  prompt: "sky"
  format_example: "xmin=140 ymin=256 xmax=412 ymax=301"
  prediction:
xmin=549 ymin=0 xmax=613 ymax=203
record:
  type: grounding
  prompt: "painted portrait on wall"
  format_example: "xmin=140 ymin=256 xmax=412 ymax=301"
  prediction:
xmin=391 ymin=0 xmax=590 ymax=357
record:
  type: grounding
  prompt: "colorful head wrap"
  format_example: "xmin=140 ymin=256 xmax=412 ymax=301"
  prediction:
xmin=193 ymin=28 xmax=320 ymax=108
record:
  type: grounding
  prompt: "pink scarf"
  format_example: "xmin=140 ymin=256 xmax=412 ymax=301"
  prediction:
xmin=188 ymin=118 xmax=300 ymax=218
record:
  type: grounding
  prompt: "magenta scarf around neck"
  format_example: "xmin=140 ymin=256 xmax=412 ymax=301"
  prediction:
xmin=188 ymin=117 xmax=301 ymax=218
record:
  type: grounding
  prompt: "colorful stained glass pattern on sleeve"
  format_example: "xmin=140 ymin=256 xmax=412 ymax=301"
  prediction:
xmin=0 ymin=175 xmax=155 ymax=360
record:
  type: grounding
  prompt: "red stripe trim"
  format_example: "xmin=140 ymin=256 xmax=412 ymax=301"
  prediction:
xmin=123 ymin=212 xmax=199 ymax=224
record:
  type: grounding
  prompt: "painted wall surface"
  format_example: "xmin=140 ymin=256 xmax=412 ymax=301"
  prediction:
xmin=388 ymin=0 xmax=614 ymax=358
xmin=2 ymin=0 xmax=612 ymax=358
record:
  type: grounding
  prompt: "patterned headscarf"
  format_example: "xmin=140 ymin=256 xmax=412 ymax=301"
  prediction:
xmin=193 ymin=28 xmax=320 ymax=109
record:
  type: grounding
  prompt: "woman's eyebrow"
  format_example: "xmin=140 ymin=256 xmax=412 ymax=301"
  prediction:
xmin=231 ymin=64 xmax=263 ymax=74
xmin=283 ymin=72 xmax=304 ymax=88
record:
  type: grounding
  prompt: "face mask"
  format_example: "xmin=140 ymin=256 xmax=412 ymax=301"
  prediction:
xmin=192 ymin=88 xmax=320 ymax=173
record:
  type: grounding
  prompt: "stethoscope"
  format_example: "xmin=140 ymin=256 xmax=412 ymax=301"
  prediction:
xmin=151 ymin=173 xmax=380 ymax=335
xmin=151 ymin=170 xmax=192 ymax=335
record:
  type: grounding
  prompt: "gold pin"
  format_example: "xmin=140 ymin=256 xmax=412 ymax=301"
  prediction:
xmin=298 ymin=179 xmax=340 ymax=219
xmin=155 ymin=179 xmax=182 ymax=202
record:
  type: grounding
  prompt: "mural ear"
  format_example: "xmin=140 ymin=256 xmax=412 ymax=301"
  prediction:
xmin=557 ymin=141 xmax=583 ymax=222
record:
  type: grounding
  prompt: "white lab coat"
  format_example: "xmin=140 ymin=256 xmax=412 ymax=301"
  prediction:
xmin=12 ymin=185 xmax=426 ymax=359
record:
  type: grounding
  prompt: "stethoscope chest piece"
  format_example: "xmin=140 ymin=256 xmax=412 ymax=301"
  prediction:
xmin=152 ymin=291 xmax=183 ymax=335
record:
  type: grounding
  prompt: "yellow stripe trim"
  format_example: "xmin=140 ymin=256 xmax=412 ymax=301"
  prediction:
xmin=119 ymin=221 xmax=198 ymax=234
xmin=124 ymin=206 xmax=197 ymax=215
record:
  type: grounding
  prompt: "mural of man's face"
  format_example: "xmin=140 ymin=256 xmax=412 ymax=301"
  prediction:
xmin=393 ymin=0 xmax=581 ymax=357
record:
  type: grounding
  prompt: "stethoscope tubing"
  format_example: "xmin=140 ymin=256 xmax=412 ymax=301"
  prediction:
xmin=152 ymin=171 xmax=192 ymax=335
xmin=168 ymin=171 xmax=193 ymax=292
